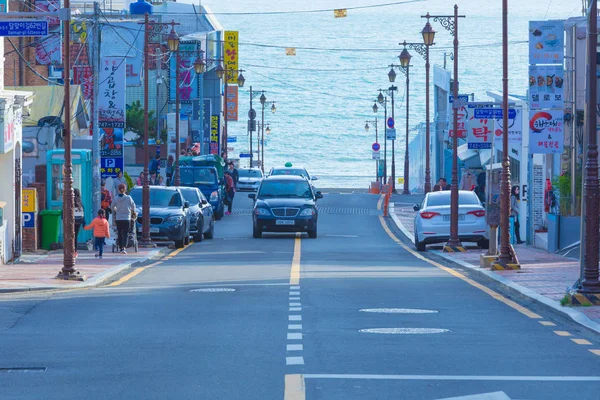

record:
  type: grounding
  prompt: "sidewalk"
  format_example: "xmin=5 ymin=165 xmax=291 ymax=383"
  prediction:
xmin=0 ymin=246 xmax=170 ymax=293
xmin=390 ymin=201 xmax=600 ymax=334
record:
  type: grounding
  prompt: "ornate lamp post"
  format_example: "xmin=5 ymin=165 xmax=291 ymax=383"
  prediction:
xmin=376 ymin=91 xmax=388 ymax=182
xmin=398 ymin=41 xmax=413 ymax=195
xmin=248 ymin=88 xmax=267 ymax=168
xmin=365 ymin=119 xmax=379 ymax=183
xmin=386 ymin=65 xmax=401 ymax=193
xmin=259 ymin=93 xmax=266 ymax=169
xmin=425 ymin=6 xmax=466 ymax=250
xmin=409 ymin=19 xmax=436 ymax=193
xmin=261 ymin=102 xmax=276 ymax=171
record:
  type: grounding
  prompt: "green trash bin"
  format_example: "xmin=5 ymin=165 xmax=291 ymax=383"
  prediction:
xmin=40 ymin=210 xmax=62 ymax=250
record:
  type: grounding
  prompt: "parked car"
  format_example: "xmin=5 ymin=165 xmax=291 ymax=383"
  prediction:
xmin=413 ymin=190 xmax=489 ymax=251
xmin=249 ymin=175 xmax=323 ymax=238
xmin=176 ymin=155 xmax=226 ymax=220
xmin=130 ymin=186 xmax=191 ymax=248
xmin=178 ymin=186 xmax=215 ymax=242
xmin=236 ymin=168 xmax=264 ymax=191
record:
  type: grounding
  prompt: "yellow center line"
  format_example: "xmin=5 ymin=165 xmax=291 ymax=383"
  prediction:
xmin=284 ymin=374 xmax=305 ymax=400
xmin=378 ymin=215 xmax=543 ymax=320
xmin=290 ymin=233 xmax=301 ymax=285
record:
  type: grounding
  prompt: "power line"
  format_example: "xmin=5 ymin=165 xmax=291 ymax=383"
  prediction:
xmin=241 ymin=63 xmax=389 ymax=72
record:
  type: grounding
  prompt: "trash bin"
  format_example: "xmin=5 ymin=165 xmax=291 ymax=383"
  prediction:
xmin=40 ymin=210 xmax=62 ymax=250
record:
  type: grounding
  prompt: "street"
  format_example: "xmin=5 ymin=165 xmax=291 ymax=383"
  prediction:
xmin=1 ymin=193 xmax=599 ymax=400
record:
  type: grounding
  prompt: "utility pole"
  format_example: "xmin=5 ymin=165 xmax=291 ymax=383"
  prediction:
xmin=92 ymin=1 xmax=100 ymax=212
xmin=156 ymin=48 xmax=161 ymax=156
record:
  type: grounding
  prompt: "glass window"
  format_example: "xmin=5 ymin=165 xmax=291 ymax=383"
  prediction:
xmin=258 ymin=180 xmax=313 ymax=199
xmin=130 ymin=189 xmax=182 ymax=207
xmin=426 ymin=192 xmax=480 ymax=207
xmin=179 ymin=168 xmax=218 ymax=185
xmin=180 ymin=189 xmax=200 ymax=206
xmin=238 ymin=169 xmax=263 ymax=178
xmin=270 ymin=168 xmax=308 ymax=178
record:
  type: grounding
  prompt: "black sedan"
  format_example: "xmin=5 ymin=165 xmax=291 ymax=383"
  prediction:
xmin=178 ymin=186 xmax=215 ymax=242
xmin=249 ymin=176 xmax=323 ymax=238
xmin=130 ymin=186 xmax=191 ymax=248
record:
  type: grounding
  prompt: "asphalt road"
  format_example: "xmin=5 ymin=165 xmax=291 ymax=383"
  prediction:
xmin=0 ymin=191 xmax=599 ymax=400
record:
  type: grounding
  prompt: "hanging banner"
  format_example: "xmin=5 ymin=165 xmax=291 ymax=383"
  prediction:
xmin=494 ymin=108 xmax=523 ymax=145
xmin=529 ymin=110 xmax=564 ymax=154
xmin=99 ymin=56 xmax=126 ymax=178
xmin=226 ymin=86 xmax=238 ymax=121
xmin=169 ymin=41 xmax=200 ymax=104
xmin=528 ymin=65 xmax=564 ymax=109
xmin=529 ymin=21 xmax=564 ymax=65
xmin=210 ymin=115 xmax=220 ymax=155
xmin=224 ymin=31 xmax=238 ymax=84
xmin=448 ymin=105 xmax=467 ymax=139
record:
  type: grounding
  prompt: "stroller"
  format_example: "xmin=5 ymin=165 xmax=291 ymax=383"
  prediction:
xmin=111 ymin=212 xmax=139 ymax=253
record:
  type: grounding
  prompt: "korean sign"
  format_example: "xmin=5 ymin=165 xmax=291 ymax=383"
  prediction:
xmin=528 ymin=65 xmax=564 ymax=109
xmin=448 ymin=104 xmax=467 ymax=139
xmin=169 ymin=41 xmax=200 ymax=104
xmin=22 ymin=189 xmax=37 ymax=213
xmin=99 ymin=57 xmax=126 ymax=178
xmin=529 ymin=21 xmax=564 ymax=65
xmin=226 ymin=86 xmax=238 ymax=121
xmin=529 ymin=110 xmax=564 ymax=154
xmin=224 ymin=31 xmax=239 ymax=84
xmin=466 ymin=115 xmax=493 ymax=149
xmin=210 ymin=115 xmax=220 ymax=155
xmin=494 ymin=108 xmax=523 ymax=145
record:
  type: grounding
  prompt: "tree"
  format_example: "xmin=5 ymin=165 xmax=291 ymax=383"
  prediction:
xmin=126 ymin=100 xmax=157 ymax=147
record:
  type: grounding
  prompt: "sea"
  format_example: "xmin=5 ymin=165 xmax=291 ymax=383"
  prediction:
xmin=202 ymin=0 xmax=581 ymax=188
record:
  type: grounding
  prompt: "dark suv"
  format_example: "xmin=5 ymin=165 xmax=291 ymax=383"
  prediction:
xmin=249 ymin=176 xmax=323 ymax=238
xmin=130 ymin=186 xmax=191 ymax=248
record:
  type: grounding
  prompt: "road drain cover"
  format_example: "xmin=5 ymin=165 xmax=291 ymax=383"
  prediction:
xmin=360 ymin=308 xmax=438 ymax=314
xmin=360 ymin=328 xmax=449 ymax=334
xmin=189 ymin=288 xmax=236 ymax=292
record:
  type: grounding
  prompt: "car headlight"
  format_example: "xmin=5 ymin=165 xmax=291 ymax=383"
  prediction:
xmin=210 ymin=191 xmax=219 ymax=202
xmin=254 ymin=208 xmax=271 ymax=216
xmin=166 ymin=215 xmax=184 ymax=223
xmin=300 ymin=208 xmax=315 ymax=216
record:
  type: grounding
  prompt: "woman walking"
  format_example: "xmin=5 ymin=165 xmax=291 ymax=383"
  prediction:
xmin=511 ymin=186 xmax=524 ymax=244
xmin=73 ymin=188 xmax=84 ymax=258
xmin=112 ymin=183 xmax=137 ymax=254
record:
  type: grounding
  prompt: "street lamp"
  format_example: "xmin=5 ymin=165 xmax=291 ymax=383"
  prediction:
xmin=386 ymin=65 xmax=401 ymax=194
xmin=266 ymin=125 xmax=271 ymax=135
xmin=171 ymin=26 xmax=182 ymax=187
xmin=215 ymin=62 xmax=225 ymax=79
xmin=365 ymin=122 xmax=370 ymax=131
xmin=399 ymin=41 xmax=413 ymax=195
xmin=372 ymin=102 xmax=378 ymax=113
xmin=425 ymin=6 xmax=466 ymax=251
xmin=365 ymin=119 xmax=379 ymax=183
xmin=376 ymin=90 xmax=388 ymax=182
xmin=271 ymin=102 xmax=277 ymax=113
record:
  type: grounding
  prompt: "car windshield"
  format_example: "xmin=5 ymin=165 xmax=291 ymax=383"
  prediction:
xmin=426 ymin=192 xmax=480 ymax=207
xmin=179 ymin=168 xmax=218 ymax=185
xmin=179 ymin=189 xmax=199 ymax=206
xmin=258 ymin=180 xmax=313 ymax=198
xmin=270 ymin=168 xmax=308 ymax=178
xmin=130 ymin=189 xmax=182 ymax=207
xmin=239 ymin=169 xmax=263 ymax=178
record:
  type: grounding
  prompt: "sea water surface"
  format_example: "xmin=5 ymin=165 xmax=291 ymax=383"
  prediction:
xmin=203 ymin=0 xmax=580 ymax=188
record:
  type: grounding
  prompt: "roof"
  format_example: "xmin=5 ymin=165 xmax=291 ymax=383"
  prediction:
xmin=264 ymin=175 xmax=307 ymax=181
xmin=6 ymin=85 xmax=88 ymax=132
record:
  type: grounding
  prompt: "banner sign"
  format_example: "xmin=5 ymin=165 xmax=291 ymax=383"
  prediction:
xmin=210 ymin=115 xmax=220 ymax=155
xmin=529 ymin=21 xmax=564 ymax=65
xmin=494 ymin=108 xmax=523 ymax=145
xmin=466 ymin=115 xmax=493 ymax=149
xmin=528 ymin=65 xmax=564 ymax=109
xmin=224 ymin=31 xmax=239 ymax=84
xmin=99 ymin=57 xmax=126 ymax=178
xmin=226 ymin=86 xmax=238 ymax=121
xmin=169 ymin=41 xmax=200 ymax=104
xmin=448 ymin=105 xmax=467 ymax=139
xmin=466 ymin=106 xmax=522 ymax=149
xmin=529 ymin=110 xmax=564 ymax=154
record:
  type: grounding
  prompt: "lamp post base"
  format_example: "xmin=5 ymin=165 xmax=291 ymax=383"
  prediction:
xmin=402 ymin=189 xmax=410 ymax=195
xmin=443 ymin=239 xmax=465 ymax=253
xmin=138 ymin=239 xmax=157 ymax=248
xmin=566 ymin=288 xmax=600 ymax=306
xmin=55 ymin=270 xmax=86 ymax=281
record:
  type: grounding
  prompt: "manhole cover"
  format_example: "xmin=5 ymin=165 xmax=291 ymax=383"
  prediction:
xmin=189 ymin=288 xmax=236 ymax=292
xmin=359 ymin=328 xmax=449 ymax=334
xmin=360 ymin=308 xmax=438 ymax=314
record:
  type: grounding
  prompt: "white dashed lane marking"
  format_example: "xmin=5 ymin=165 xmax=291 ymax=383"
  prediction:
xmin=287 ymin=344 xmax=303 ymax=351
xmin=286 ymin=356 xmax=305 ymax=365
xmin=287 ymin=333 xmax=303 ymax=340
xmin=289 ymin=315 xmax=302 ymax=321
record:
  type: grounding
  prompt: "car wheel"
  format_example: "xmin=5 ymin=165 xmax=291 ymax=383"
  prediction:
xmin=253 ymin=225 xmax=262 ymax=238
xmin=204 ymin=219 xmax=215 ymax=239
xmin=215 ymin=204 xmax=224 ymax=220
xmin=308 ymin=226 xmax=317 ymax=239
xmin=477 ymin=239 xmax=490 ymax=249
xmin=415 ymin=231 xmax=426 ymax=252
xmin=194 ymin=218 xmax=204 ymax=242
xmin=175 ymin=236 xmax=185 ymax=248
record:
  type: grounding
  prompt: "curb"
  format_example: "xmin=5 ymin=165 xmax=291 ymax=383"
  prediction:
xmin=0 ymin=247 xmax=172 ymax=294
xmin=389 ymin=202 xmax=600 ymax=336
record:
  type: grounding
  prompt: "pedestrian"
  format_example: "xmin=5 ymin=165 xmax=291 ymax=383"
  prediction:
xmin=166 ymin=155 xmax=174 ymax=185
xmin=101 ymin=180 xmax=112 ymax=218
xmin=433 ymin=178 xmax=449 ymax=192
xmin=149 ymin=154 xmax=161 ymax=176
xmin=136 ymin=171 xmax=144 ymax=186
xmin=511 ymin=185 xmax=524 ymax=244
xmin=158 ymin=175 xmax=165 ymax=186
xmin=228 ymin=161 xmax=239 ymax=187
xmin=73 ymin=188 xmax=85 ymax=258
xmin=149 ymin=171 xmax=159 ymax=186
xmin=112 ymin=171 xmax=127 ymax=197
xmin=84 ymin=209 xmax=110 ymax=259
xmin=224 ymin=170 xmax=235 ymax=215
xmin=112 ymin=183 xmax=137 ymax=254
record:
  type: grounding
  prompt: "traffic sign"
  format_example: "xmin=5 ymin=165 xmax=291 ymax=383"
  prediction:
xmin=449 ymin=94 xmax=469 ymax=103
xmin=248 ymin=108 xmax=256 ymax=120
xmin=387 ymin=117 xmax=395 ymax=129
xmin=227 ymin=136 xmax=237 ymax=143
xmin=372 ymin=142 xmax=380 ymax=151
xmin=372 ymin=150 xmax=380 ymax=160
xmin=239 ymin=153 xmax=251 ymax=158
xmin=22 ymin=212 xmax=35 ymax=228
xmin=0 ymin=20 xmax=49 ymax=37
xmin=386 ymin=128 xmax=396 ymax=140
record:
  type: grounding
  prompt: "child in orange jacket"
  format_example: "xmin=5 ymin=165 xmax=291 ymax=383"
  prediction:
xmin=84 ymin=209 xmax=111 ymax=259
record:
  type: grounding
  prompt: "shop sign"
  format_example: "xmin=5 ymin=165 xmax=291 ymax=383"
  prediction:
xmin=528 ymin=65 xmax=564 ymax=109
xmin=529 ymin=21 xmax=564 ymax=65
xmin=529 ymin=110 xmax=564 ymax=154
xmin=22 ymin=188 xmax=37 ymax=212
xmin=210 ymin=115 xmax=220 ymax=155
xmin=226 ymin=86 xmax=238 ymax=121
xmin=224 ymin=31 xmax=239 ymax=84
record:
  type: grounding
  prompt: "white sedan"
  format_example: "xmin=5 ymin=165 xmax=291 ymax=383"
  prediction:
xmin=413 ymin=190 xmax=489 ymax=251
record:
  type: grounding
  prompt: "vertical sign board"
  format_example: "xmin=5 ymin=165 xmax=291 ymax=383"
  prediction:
xmin=169 ymin=41 xmax=200 ymax=105
xmin=22 ymin=188 xmax=36 ymax=228
xmin=224 ymin=31 xmax=239 ymax=84
xmin=529 ymin=21 xmax=565 ymax=65
xmin=0 ymin=0 xmax=7 ymax=12
xmin=98 ymin=57 xmax=126 ymax=178
xmin=210 ymin=115 xmax=220 ymax=155
xmin=448 ymin=104 xmax=467 ymax=139
xmin=226 ymin=86 xmax=238 ymax=121
xmin=528 ymin=65 xmax=564 ymax=109
xmin=528 ymin=110 xmax=564 ymax=154
xmin=202 ymin=100 xmax=212 ymax=153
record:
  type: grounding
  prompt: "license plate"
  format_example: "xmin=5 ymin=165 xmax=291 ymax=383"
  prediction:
xmin=276 ymin=220 xmax=295 ymax=225
xmin=150 ymin=227 xmax=160 ymax=233
xmin=443 ymin=215 xmax=465 ymax=221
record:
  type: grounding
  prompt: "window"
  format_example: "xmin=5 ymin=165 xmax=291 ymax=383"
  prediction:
xmin=131 ymin=189 xmax=182 ymax=207
xmin=426 ymin=192 xmax=480 ymax=207
xmin=180 ymin=189 xmax=200 ymax=206
xmin=258 ymin=180 xmax=312 ymax=199
xmin=238 ymin=169 xmax=263 ymax=178
xmin=179 ymin=168 xmax=218 ymax=185
xmin=270 ymin=168 xmax=308 ymax=178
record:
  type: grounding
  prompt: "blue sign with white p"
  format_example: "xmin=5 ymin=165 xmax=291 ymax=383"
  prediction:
xmin=22 ymin=212 xmax=35 ymax=228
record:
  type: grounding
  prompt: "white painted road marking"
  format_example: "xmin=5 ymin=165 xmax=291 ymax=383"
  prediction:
xmin=189 ymin=288 xmax=236 ymax=292
xmin=287 ymin=344 xmax=303 ymax=351
xmin=287 ymin=333 xmax=303 ymax=340
xmin=360 ymin=328 xmax=449 ymax=334
xmin=289 ymin=315 xmax=302 ymax=321
xmin=290 ymin=286 xmax=300 ymax=290
xmin=435 ymin=392 xmax=511 ymax=400
xmin=286 ymin=356 xmax=305 ymax=365
xmin=289 ymin=307 xmax=302 ymax=311
xmin=360 ymin=308 xmax=439 ymax=314
xmin=290 ymin=297 xmax=300 ymax=300
xmin=290 ymin=291 xmax=300 ymax=295
xmin=288 ymin=324 xmax=302 ymax=330
xmin=302 ymin=374 xmax=600 ymax=381
xmin=290 ymin=302 xmax=301 ymax=306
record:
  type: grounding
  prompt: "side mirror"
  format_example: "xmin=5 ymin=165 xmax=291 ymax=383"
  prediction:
xmin=248 ymin=193 xmax=256 ymax=200
xmin=184 ymin=201 xmax=190 ymax=209
xmin=311 ymin=176 xmax=318 ymax=181
xmin=316 ymin=191 xmax=323 ymax=199
xmin=201 ymin=199 xmax=208 ymax=205
xmin=413 ymin=204 xmax=420 ymax=211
